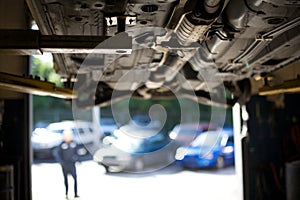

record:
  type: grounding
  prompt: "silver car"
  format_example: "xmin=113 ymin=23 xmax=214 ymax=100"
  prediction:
xmin=94 ymin=123 xmax=177 ymax=173
xmin=32 ymin=121 xmax=101 ymax=159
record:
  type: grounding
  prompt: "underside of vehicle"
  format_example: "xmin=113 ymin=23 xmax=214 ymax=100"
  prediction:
xmin=26 ymin=0 xmax=300 ymax=107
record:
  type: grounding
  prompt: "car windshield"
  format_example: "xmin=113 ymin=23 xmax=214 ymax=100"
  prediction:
xmin=131 ymin=134 xmax=167 ymax=153
xmin=46 ymin=127 xmax=64 ymax=134
xmin=129 ymin=116 xmax=161 ymax=128
xmin=46 ymin=126 xmax=77 ymax=135
xmin=177 ymin=128 xmax=198 ymax=135
xmin=113 ymin=124 xmax=167 ymax=153
xmin=100 ymin=118 xmax=116 ymax=125
xmin=191 ymin=132 xmax=221 ymax=148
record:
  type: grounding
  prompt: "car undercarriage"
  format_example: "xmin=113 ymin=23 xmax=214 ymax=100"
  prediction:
xmin=25 ymin=0 xmax=300 ymax=107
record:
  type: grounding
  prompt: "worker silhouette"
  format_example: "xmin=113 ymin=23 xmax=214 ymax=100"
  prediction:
xmin=53 ymin=129 xmax=80 ymax=199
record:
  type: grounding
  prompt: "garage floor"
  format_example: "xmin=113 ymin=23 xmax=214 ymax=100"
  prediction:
xmin=32 ymin=160 xmax=239 ymax=200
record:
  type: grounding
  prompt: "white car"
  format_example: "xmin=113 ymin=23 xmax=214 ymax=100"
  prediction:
xmin=31 ymin=121 xmax=101 ymax=159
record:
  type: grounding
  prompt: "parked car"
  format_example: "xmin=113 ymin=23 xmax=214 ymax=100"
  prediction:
xmin=31 ymin=120 xmax=101 ymax=159
xmin=169 ymin=122 xmax=219 ymax=146
xmin=33 ymin=121 xmax=49 ymax=129
xmin=100 ymin=118 xmax=119 ymax=137
xmin=129 ymin=115 xmax=162 ymax=128
xmin=175 ymin=128 xmax=234 ymax=169
xmin=94 ymin=123 xmax=176 ymax=173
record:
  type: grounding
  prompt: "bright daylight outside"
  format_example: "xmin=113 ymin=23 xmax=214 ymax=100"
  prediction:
xmin=31 ymin=54 xmax=241 ymax=200
xmin=2 ymin=1 xmax=300 ymax=200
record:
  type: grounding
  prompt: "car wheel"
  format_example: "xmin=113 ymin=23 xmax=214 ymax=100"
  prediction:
xmin=167 ymin=152 xmax=175 ymax=164
xmin=77 ymin=147 xmax=87 ymax=156
xmin=134 ymin=158 xmax=144 ymax=172
xmin=216 ymin=156 xmax=225 ymax=169
xmin=103 ymin=165 xmax=110 ymax=173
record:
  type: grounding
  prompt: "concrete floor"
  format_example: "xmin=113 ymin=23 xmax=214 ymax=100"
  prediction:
xmin=32 ymin=160 xmax=240 ymax=200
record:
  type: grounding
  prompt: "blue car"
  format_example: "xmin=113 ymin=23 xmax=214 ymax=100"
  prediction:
xmin=175 ymin=128 xmax=234 ymax=169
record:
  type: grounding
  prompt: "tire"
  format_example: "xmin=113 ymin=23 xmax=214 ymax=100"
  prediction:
xmin=77 ymin=147 xmax=88 ymax=156
xmin=216 ymin=156 xmax=225 ymax=169
xmin=167 ymin=152 xmax=175 ymax=164
xmin=102 ymin=164 xmax=110 ymax=173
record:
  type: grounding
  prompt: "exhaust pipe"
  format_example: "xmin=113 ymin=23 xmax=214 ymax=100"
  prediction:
xmin=175 ymin=0 xmax=225 ymax=45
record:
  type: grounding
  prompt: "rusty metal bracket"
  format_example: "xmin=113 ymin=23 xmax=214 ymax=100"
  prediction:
xmin=259 ymin=77 xmax=300 ymax=96
xmin=0 ymin=30 xmax=132 ymax=55
xmin=0 ymin=72 xmax=77 ymax=99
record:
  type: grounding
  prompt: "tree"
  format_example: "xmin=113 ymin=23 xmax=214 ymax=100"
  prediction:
xmin=31 ymin=56 xmax=72 ymax=126
xmin=31 ymin=57 xmax=62 ymax=87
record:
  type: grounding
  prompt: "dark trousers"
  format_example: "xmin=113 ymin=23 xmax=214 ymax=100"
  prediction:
xmin=61 ymin=163 xmax=78 ymax=196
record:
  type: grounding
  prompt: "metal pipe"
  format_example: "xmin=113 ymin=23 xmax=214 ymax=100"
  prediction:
xmin=204 ymin=0 xmax=222 ymax=13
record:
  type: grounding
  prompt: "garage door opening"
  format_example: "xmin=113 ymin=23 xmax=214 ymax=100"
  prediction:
xmin=30 ymin=54 xmax=243 ymax=200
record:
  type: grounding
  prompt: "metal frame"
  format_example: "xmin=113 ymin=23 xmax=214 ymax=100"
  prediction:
xmin=0 ymin=30 xmax=132 ymax=55
xmin=0 ymin=72 xmax=76 ymax=99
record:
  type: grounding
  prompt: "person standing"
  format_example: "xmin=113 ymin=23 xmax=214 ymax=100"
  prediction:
xmin=53 ymin=129 xmax=80 ymax=199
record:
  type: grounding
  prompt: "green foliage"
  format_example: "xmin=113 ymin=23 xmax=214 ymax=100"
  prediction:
xmin=32 ymin=96 xmax=71 ymax=111
xmin=31 ymin=56 xmax=72 ymax=126
xmin=101 ymin=97 xmax=233 ymax=130
xmin=31 ymin=57 xmax=62 ymax=87
xmin=32 ymin=96 xmax=72 ymax=126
